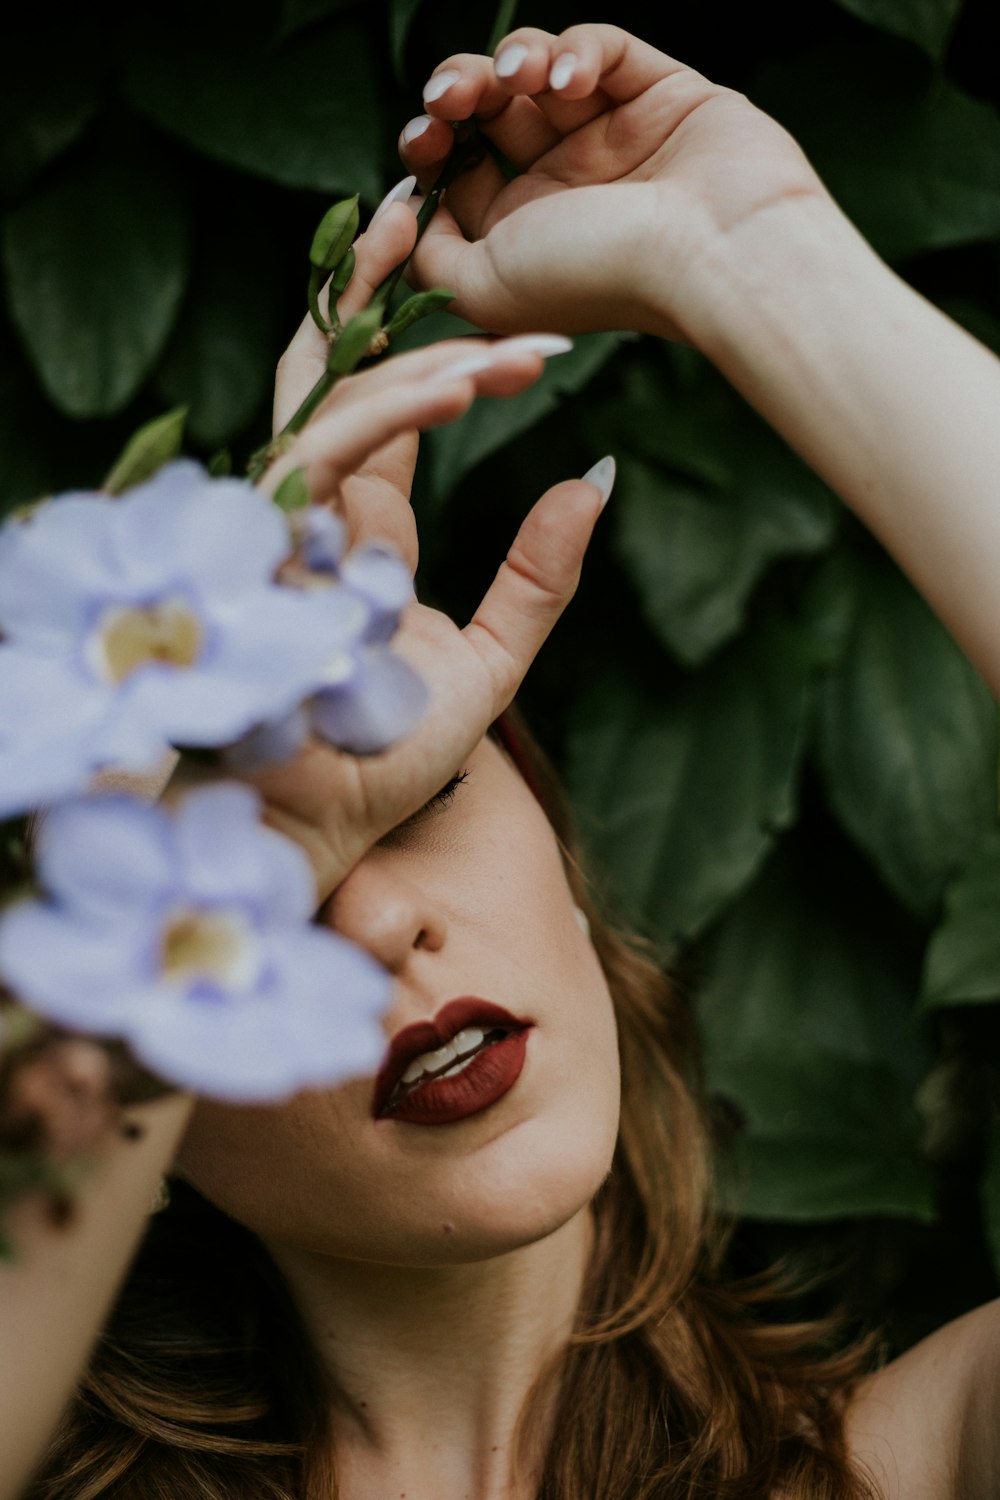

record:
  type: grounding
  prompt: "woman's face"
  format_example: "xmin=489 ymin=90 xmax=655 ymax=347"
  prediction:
xmin=176 ymin=736 xmax=621 ymax=1266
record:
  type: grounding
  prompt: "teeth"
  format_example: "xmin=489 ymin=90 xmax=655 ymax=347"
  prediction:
xmin=398 ymin=1027 xmax=490 ymax=1086
xmin=451 ymin=1027 xmax=485 ymax=1055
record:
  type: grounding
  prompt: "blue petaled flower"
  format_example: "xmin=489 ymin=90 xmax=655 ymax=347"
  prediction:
xmin=0 ymin=463 xmax=370 ymax=817
xmin=309 ymin=540 xmax=428 ymax=756
xmin=226 ymin=530 xmax=429 ymax=764
xmin=0 ymin=786 xmax=390 ymax=1101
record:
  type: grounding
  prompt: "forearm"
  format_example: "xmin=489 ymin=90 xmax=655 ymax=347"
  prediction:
xmin=0 ymin=1092 xmax=192 ymax=1500
xmin=666 ymin=191 xmax=1000 ymax=692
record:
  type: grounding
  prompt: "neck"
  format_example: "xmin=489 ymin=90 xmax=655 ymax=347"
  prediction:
xmin=266 ymin=1208 xmax=593 ymax=1500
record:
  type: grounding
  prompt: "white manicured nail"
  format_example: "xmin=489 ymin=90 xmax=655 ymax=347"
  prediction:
xmin=423 ymin=68 xmax=461 ymax=103
xmin=495 ymin=43 xmax=528 ymax=78
xmin=370 ymin=173 xmax=417 ymax=226
xmin=582 ymin=455 xmax=616 ymax=508
xmin=496 ymin=333 xmax=573 ymax=358
xmin=402 ymin=114 xmax=432 ymax=144
xmin=549 ymin=53 xmax=577 ymax=90
xmin=433 ymin=352 xmax=497 ymax=381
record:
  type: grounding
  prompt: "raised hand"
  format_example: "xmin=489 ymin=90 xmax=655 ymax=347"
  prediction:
xmin=250 ymin=330 xmax=607 ymax=904
xmin=400 ymin=23 xmax=828 ymax=340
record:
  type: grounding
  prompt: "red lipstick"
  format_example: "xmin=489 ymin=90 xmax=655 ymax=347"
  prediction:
xmin=373 ymin=998 xmax=532 ymax=1125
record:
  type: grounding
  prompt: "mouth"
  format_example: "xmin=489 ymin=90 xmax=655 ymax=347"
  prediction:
xmin=372 ymin=998 xmax=533 ymax=1125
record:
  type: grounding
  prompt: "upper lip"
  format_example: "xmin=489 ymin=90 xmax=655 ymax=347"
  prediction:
xmin=372 ymin=997 xmax=532 ymax=1118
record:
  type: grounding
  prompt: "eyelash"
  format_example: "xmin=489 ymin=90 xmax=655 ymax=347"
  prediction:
xmin=409 ymin=768 xmax=469 ymax=823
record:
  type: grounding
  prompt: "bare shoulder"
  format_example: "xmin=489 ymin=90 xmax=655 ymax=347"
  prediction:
xmin=844 ymin=1297 xmax=1000 ymax=1500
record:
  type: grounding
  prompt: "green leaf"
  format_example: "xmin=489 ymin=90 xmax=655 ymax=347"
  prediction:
xmin=121 ymin=18 xmax=383 ymax=201
xmin=831 ymin=0 xmax=962 ymax=59
xmin=0 ymin=28 xmax=104 ymax=197
xmin=752 ymin=41 xmax=1000 ymax=260
xmin=156 ymin=206 xmax=284 ymax=447
xmin=427 ymin=333 xmax=627 ymax=503
xmin=275 ymin=0 xmax=360 ymax=44
xmin=699 ymin=835 xmax=934 ymax=1222
xmin=565 ymin=613 xmax=813 ymax=944
xmin=921 ymin=831 xmax=1000 ymax=1007
xmin=390 ymin=0 xmax=428 ymax=82
xmin=103 ymin=407 xmax=187 ymax=495
xmin=608 ymin=362 xmax=835 ymax=665
xmin=982 ymin=1114 xmax=1000 ymax=1281
xmin=2 ymin=137 xmax=190 ymax=419
xmin=0 ymin=333 xmax=57 ymax=516
xmin=815 ymin=547 xmax=998 ymax=916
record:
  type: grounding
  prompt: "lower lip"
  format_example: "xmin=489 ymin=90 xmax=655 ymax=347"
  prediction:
xmin=378 ymin=1030 xmax=531 ymax=1126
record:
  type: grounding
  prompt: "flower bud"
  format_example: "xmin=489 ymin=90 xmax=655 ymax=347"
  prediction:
xmin=103 ymin=407 xmax=187 ymax=496
xmin=385 ymin=287 xmax=455 ymax=341
xmin=309 ymin=194 xmax=360 ymax=274
xmin=327 ymin=306 xmax=385 ymax=376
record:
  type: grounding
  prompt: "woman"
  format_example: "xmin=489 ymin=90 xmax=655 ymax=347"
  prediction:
xmin=3 ymin=21 xmax=1000 ymax=1500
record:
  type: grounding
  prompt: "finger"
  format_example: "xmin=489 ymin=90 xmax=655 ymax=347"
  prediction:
xmin=307 ymin=331 xmax=569 ymax=427
xmin=417 ymin=54 xmax=562 ymax=170
xmin=403 ymin=208 xmax=495 ymax=321
xmin=493 ymin=24 xmax=687 ymax=107
xmin=463 ymin=474 xmax=608 ymax=709
xmin=273 ymin=189 xmax=418 ymax=432
xmin=264 ymin=336 xmax=570 ymax=507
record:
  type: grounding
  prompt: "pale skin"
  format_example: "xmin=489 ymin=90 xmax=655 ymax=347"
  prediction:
xmin=1 ymin=21 xmax=999 ymax=1500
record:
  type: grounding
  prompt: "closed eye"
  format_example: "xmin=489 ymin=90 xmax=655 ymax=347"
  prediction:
xmin=388 ymin=769 xmax=469 ymax=835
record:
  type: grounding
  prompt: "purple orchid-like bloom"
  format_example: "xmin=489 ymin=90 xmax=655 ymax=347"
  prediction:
xmin=225 ymin=530 xmax=429 ymax=764
xmin=0 ymin=463 xmax=370 ymax=817
xmin=308 ymin=540 xmax=428 ymax=756
xmin=0 ymin=786 xmax=390 ymax=1101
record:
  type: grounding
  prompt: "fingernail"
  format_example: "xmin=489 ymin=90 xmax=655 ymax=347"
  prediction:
xmin=433 ymin=352 xmax=497 ymax=382
xmin=423 ymin=68 xmax=461 ymax=103
xmin=549 ymin=53 xmax=577 ymax=90
xmin=369 ymin=173 xmax=417 ymax=226
xmin=582 ymin=455 xmax=616 ymax=508
xmin=402 ymin=114 xmax=432 ymax=144
xmin=495 ymin=333 xmax=573 ymax=358
xmin=495 ymin=42 xmax=528 ymax=78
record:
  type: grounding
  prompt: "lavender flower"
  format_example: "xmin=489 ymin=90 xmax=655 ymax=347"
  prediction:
xmin=309 ymin=539 xmax=428 ymax=755
xmin=0 ymin=463 xmax=369 ymax=817
xmin=0 ymin=786 xmax=390 ymax=1101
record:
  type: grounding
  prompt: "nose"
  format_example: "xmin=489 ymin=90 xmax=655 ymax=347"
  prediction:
xmin=323 ymin=854 xmax=446 ymax=974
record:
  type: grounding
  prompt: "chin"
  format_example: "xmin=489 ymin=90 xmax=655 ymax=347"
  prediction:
xmin=386 ymin=1121 xmax=618 ymax=1266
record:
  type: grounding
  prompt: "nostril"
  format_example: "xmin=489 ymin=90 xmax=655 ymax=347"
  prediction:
xmin=413 ymin=928 xmax=430 ymax=950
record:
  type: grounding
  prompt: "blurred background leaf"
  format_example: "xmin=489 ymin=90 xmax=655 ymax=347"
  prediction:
xmin=831 ymin=0 xmax=963 ymax=58
xmin=2 ymin=133 xmax=190 ymax=418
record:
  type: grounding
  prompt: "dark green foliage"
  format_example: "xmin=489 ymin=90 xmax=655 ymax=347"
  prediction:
xmin=1 ymin=0 xmax=998 ymax=1346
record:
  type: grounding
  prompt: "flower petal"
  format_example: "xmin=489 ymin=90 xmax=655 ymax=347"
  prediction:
xmin=0 ymin=902 xmax=148 ymax=1028
xmin=111 ymin=462 xmax=292 ymax=597
xmin=340 ymin=543 xmax=414 ymax=645
xmin=172 ymin=783 xmax=314 ymax=923
xmin=0 ymin=495 xmax=119 ymax=643
xmin=37 ymin=796 xmax=177 ymax=919
xmin=309 ymin=647 xmax=428 ymax=755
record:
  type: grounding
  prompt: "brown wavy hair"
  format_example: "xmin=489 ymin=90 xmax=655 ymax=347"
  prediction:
xmin=27 ymin=712 xmax=882 ymax=1500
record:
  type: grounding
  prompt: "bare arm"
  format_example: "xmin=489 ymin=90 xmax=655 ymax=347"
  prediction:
xmin=0 ymin=1094 xmax=192 ymax=1500
xmin=402 ymin=23 xmax=1000 ymax=697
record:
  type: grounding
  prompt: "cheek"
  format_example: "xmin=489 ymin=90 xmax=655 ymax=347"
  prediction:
xmin=173 ymin=1086 xmax=374 ymax=1240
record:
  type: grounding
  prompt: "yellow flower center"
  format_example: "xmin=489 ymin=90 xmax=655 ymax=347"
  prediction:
xmin=159 ymin=907 xmax=258 ymax=991
xmin=94 ymin=599 xmax=204 ymax=683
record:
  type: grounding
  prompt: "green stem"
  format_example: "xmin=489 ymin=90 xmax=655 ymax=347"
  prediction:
xmin=247 ymin=124 xmax=486 ymax=486
xmin=487 ymin=0 xmax=519 ymax=55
